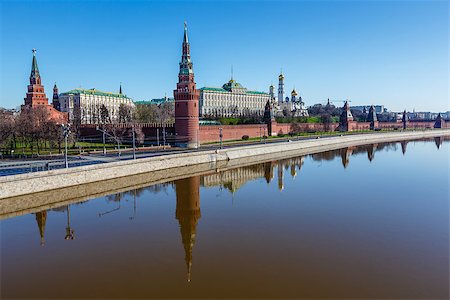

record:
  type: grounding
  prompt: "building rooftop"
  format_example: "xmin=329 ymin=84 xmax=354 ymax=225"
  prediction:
xmin=199 ymin=86 xmax=268 ymax=95
xmin=135 ymin=97 xmax=174 ymax=105
xmin=61 ymin=88 xmax=132 ymax=99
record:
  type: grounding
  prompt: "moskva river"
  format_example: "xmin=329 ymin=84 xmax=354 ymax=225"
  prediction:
xmin=1 ymin=138 xmax=448 ymax=299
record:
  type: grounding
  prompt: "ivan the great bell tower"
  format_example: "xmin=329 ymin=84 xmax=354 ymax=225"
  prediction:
xmin=173 ymin=22 xmax=200 ymax=148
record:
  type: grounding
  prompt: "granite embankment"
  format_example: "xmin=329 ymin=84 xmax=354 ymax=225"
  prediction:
xmin=1 ymin=130 xmax=449 ymax=205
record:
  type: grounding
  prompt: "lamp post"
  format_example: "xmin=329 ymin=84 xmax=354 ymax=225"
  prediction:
xmin=197 ymin=128 xmax=199 ymax=149
xmin=96 ymin=126 xmax=106 ymax=155
xmin=132 ymin=125 xmax=136 ymax=160
xmin=157 ymin=128 xmax=160 ymax=147
xmin=162 ymin=125 xmax=166 ymax=149
xmin=62 ymin=123 xmax=71 ymax=168
xmin=219 ymin=128 xmax=223 ymax=149
xmin=264 ymin=127 xmax=267 ymax=144
xmin=259 ymin=125 xmax=262 ymax=142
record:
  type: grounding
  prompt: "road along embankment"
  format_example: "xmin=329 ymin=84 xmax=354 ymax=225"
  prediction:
xmin=1 ymin=130 xmax=449 ymax=216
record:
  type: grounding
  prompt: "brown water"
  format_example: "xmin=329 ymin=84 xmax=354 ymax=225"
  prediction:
xmin=1 ymin=138 xmax=449 ymax=299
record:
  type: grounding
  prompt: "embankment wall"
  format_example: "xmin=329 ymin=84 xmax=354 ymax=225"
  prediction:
xmin=1 ymin=130 xmax=449 ymax=202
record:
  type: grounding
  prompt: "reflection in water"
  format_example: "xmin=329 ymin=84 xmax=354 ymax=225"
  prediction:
xmin=341 ymin=147 xmax=354 ymax=168
xmin=367 ymin=143 xmax=377 ymax=162
xmin=65 ymin=206 xmax=74 ymax=240
xmin=435 ymin=136 xmax=442 ymax=149
xmin=401 ymin=141 xmax=408 ymax=155
xmin=30 ymin=139 xmax=448 ymax=250
xmin=277 ymin=161 xmax=284 ymax=191
xmin=175 ymin=176 xmax=201 ymax=282
xmin=264 ymin=161 xmax=274 ymax=183
xmin=7 ymin=138 xmax=448 ymax=298
xmin=35 ymin=210 xmax=47 ymax=246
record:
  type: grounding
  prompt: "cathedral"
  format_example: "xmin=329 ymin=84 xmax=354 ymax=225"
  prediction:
xmin=269 ymin=72 xmax=308 ymax=117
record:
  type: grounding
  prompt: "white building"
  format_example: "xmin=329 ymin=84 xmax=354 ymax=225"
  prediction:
xmin=59 ymin=87 xmax=135 ymax=124
xmin=271 ymin=72 xmax=308 ymax=117
xmin=199 ymin=79 xmax=270 ymax=118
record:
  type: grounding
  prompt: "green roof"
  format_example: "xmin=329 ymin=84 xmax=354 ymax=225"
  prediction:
xmin=200 ymin=87 xmax=268 ymax=95
xmin=61 ymin=88 xmax=132 ymax=99
xmin=135 ymin=97 xmax=174 ymax=105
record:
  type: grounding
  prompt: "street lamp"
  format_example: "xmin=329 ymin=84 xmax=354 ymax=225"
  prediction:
xmin=219 ymin=128 xmax=223 ymax=149
xmin=259 ymin=125 xmax=262 ymax=142
xmin=96 ymin=125 xmax=106 ymax=155
xmin=163 ymin=125 xmax=166 ymax=149
xmin=132 ymin=125 xmax=136 ymax=160
xmin=61 ymin=123 xmax=71 ymax=168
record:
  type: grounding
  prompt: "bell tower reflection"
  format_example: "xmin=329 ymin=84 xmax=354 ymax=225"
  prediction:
xmin=175 ymin=176 xmax=201 ymax=282
xmin=264 ymin=161 xmax=275 ymax=184
xmin=35 ymin=210 xmax=47 ymax=246
xmin=277 ymin=162 xmax=284 ymax=191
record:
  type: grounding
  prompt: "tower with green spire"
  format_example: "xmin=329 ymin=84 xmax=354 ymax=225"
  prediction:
xmin=24 ymin=49 xmax=49 ymax=107
xmin=174 ymin=22 xmax=200 ymax=148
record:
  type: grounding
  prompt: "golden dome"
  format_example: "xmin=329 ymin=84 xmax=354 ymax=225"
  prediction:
xmin=291 ymin=89 xmax=297 ymax=96
xmin=278 ymin=73 xmax=284 ymax=80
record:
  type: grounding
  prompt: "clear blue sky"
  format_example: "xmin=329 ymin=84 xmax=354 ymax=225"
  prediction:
xmin=0 ymin=0 xmax=448 ymax=112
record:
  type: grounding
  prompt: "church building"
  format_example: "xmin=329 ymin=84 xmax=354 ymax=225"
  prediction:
xmin=270 ymin=72 xmax=308 ymax=117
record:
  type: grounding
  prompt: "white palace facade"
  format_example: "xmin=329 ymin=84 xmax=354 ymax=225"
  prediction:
xmin=199 ymin=79 xmax=270 ymax=118
xmin=59 ymin=86 xmax=135 ymax=124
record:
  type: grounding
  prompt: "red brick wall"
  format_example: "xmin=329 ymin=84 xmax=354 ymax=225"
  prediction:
xmin=79 ymin=120 xmax=447 ymax=143
xmin=273 ymin=122 xmax=340 ymax=134
xmin=199 ymin=125 xmax=267 ymax=143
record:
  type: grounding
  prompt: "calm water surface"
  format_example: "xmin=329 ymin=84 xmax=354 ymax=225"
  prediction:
xmin=1 ymin=138 xmax=449 ymax=299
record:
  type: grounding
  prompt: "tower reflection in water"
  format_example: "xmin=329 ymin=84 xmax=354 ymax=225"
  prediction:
xmin=175 ymin=176 xmax=201 ymax=282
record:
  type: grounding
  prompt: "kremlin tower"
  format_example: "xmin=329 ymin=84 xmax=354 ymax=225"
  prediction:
xmin=24 ymin=49 xmax=48 ymax=107
xmin=52 ymin=83 xmax=60 ymax=110
xmin=173 ymin=22 xmax=200 ymax=148
xmin=22 ymin=49 xmax=67 ymax=123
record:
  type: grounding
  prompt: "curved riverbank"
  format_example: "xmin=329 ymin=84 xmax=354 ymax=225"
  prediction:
xmin=1 ymin=130 xmax=449 ymax=205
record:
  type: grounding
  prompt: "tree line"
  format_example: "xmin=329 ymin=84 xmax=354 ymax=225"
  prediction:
xmin=0 ymin=102 xmax=174 ymax=156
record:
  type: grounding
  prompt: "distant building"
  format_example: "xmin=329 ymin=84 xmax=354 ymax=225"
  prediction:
xmin=199 ymin=79 xmax=270 ymax=118
xmin=351 ymin=105 xmax=384 ymax=114
xmin=59 ymin=85 xmax=135 ymax=124
xmin=407 ymin=111 xmax=445 ymax=120
xmin=134 ymin=96 xmax=174 ymax=106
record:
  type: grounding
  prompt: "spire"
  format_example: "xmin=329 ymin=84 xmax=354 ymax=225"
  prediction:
xmin=278 ymin=68 xmax=284 ymax=80
xmin=179 ymin=22 xmax=193 ymax=76
xmin=183 ymin=21 xmax=189 ymax=43
xmin=367 ymin=105 xmax=377 ymax=122
xmin=119 ymin=82 xmax=122 ymax=95
xmin=30 ymin=49 xmax=40 ymax=80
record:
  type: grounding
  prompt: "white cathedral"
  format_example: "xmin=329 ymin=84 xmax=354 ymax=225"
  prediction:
xmin=269 ymin=72 xmax=309 ymax=117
